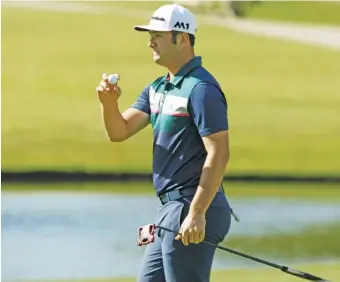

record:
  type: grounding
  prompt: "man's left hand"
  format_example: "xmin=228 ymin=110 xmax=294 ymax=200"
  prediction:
xmin=175 ymin=211 xmax=206 ymax=246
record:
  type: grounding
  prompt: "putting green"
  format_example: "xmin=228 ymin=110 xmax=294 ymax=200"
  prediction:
xmin=27 ymin=262 xmax=340 ymax=282
xmin=2 ymin=5 xmax=340 ymax=174
xmin=210 ymin=263 xmax=340 ymax=282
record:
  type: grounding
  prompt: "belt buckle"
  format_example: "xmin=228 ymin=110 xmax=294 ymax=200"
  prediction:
xmin=160 ymin=190 xmax=181 ymax=205
xmin=160 ymin=193 xmax=169 ymax=205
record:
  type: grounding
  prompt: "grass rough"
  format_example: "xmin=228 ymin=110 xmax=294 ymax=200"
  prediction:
xmin=2 ymin=5 xmax=340 ymax=174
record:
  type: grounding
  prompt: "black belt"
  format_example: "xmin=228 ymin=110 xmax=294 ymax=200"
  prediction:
xmin=158 ymin=187 xmax=241 ymax=222
xmin=159 ymin=188 xmax=197 ymax=205
xmin=159 ymin=187 xmax=223 ymax=205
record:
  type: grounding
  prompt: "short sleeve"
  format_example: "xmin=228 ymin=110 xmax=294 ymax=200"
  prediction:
xmin=188 ymin=82 xmax=228 ymax=137
xmin=131 ymin=85 xmax=150 ymax=115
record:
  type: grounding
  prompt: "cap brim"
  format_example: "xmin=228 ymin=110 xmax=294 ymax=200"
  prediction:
xmin=134 ymin=25 xmax=172 ymax=32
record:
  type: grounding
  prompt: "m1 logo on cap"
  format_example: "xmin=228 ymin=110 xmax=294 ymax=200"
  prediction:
xmin=174 ymin=21 xmax=189 ymax=30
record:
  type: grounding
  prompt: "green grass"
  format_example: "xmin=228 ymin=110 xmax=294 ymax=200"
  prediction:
xmin=28 ymin=262 xmax=340 ymax=282
xmin=103 ymin=1 xmax=340 ymax=25
xmin=224 ymin=222 xmax=340 ymax=259
xmin=3 ymin=182 xmax=340 ymax=202
xmin=244 ymin=1 xmax=340 ymax=25
xmin=2 ymin=5 xmax=340 ymax=175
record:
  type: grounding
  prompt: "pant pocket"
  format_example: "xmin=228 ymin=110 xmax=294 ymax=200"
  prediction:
xmin=157 ymin=201 xmax=185 ymax=238
xmin=160 ymin=201 xmax=186 ymax=253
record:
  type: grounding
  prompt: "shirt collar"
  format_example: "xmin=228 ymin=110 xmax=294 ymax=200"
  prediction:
xmin=165 ymin=56 xmax=202 ymax=86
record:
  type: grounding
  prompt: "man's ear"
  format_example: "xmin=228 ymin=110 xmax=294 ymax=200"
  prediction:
xmin=178 ymin=33 xmax=190 ymax=47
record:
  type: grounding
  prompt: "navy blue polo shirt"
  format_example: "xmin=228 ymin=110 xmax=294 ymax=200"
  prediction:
xmin=132 ymin=56 xmax=228 ymax=196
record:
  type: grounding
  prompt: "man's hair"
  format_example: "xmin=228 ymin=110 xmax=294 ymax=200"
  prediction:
xmin=171 ymin=31 xmax=195 ymax=47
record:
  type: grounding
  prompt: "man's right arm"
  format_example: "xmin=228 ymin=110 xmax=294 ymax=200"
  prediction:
xmin=97 ymin=76 xmax=150 ymax=142
xmin=101 ymin=103 xmax=149 ymax=142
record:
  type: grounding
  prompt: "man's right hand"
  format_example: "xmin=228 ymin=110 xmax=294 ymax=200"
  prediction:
xmin=96 ymin=73 xmax=122 ymax=105
xmin=96 ymin=73 xmax=150 ymax=142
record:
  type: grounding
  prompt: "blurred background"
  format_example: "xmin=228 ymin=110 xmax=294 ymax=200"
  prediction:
xmin=1 ymin=1 xmax=340 ymax=281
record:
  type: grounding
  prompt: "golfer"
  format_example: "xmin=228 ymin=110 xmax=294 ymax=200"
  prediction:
xmin=96 ymin=4 xmax=232 ymax=282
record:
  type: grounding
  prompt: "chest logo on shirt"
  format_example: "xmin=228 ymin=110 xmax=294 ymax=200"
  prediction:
xmin=149 ymin=87 xmax=189 ymax=117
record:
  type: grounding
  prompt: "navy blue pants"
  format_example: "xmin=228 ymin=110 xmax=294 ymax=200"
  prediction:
xmin=137 ymin=191 xmax=231 ymax=282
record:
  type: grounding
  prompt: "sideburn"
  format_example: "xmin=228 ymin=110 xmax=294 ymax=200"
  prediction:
xmin=171 ymin=31 xmax=180 ymax=45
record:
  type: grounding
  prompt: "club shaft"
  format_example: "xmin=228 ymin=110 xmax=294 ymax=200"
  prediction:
xmin=157 ymin=225 xmax=281 ymax=269
xmin=203 ymin=240 xmax=282 ymax=269
xmin=156 ymin=225 xmax=330 ymax=282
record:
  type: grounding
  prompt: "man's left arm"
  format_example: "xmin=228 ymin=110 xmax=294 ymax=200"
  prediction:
xmin=190 ymin=130 xmax=230 ymax=214
xmin=175 ymin=82 xmax=230 ymax=245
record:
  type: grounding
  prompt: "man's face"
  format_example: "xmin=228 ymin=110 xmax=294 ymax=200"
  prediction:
xmin=148 ymin=31 xmax=178 ymax=66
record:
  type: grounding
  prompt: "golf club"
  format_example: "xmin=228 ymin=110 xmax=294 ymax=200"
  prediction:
xmin=137 ymin=224 xmax=331 ymax=282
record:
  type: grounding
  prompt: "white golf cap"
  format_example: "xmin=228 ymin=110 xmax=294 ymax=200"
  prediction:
xmin=134 ymin=3 xmax=197 ymax=35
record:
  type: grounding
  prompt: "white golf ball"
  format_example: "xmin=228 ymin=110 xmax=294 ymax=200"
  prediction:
xmin=108 ymin=74 xmax=120 ymax=85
